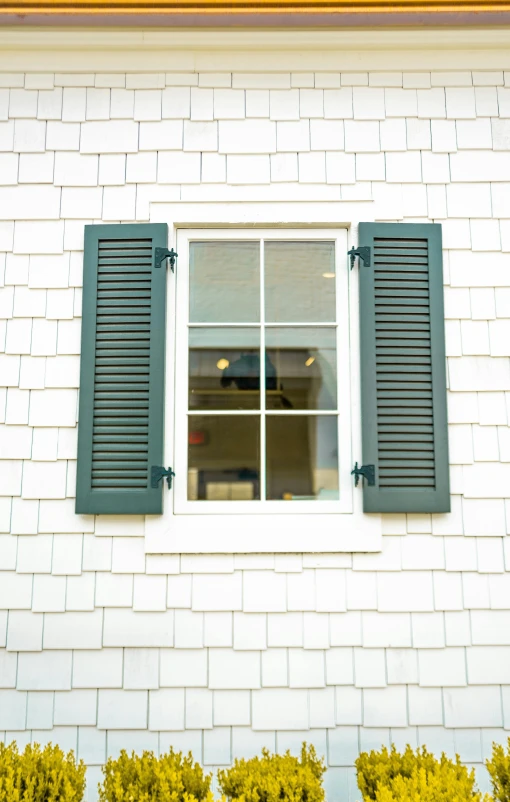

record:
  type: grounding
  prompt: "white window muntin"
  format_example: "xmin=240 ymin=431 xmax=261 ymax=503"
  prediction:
xmin=173 ymin=228 xmax=353 ymax=515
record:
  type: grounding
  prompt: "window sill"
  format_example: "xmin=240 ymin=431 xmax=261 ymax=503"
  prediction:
xmin=145 ymin=510 xmax=382 ymax=553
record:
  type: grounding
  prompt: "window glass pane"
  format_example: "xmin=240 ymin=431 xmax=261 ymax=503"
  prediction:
xmin=264 ymin=241 xmax=336 ymax=323
xmin=266 ymin=415 xmax=339 ymax=501
xmin=189 ymin=241 xmax=260 ymax=323
xmin=189 ymin=328 xmax=260 ymax=410
xmin=265 ymin=327 xmax=337 ymax=411
xmin=188 ymin=415 xmax=260 ymax=500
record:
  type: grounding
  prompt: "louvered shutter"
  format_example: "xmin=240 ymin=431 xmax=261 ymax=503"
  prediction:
xmin=76 ymin=223 xmax=169 ymax=514
xmin=358 ymin=222 xmax=449 ymax=514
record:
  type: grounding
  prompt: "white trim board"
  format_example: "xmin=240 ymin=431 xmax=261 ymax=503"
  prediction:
xmin=145 ymin=512 xmax=382 ymax=553
xmin=2 ymin=28 xmax=510 ymax=71
xmin=149 ymin=202 xmax=375 ymax=228
xmin=3 ymin=26 xmax=510 ymax=49
xmin=2 ymin=50 xmax=510 ymax=72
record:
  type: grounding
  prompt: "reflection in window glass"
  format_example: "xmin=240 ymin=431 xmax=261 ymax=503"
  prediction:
xmin=265 ymin=241 xmax=336 ymax=323
xmin=266 ymin=416 xmax=339 ymax=501
xmin=265 ymin=328 xmax=337 ymax=411
xmin=189 ymin=328 xmax=260 ymax=410
xmin=188 ymin=415 xmax=260 ymax=500
xmin=189 ymin=241 xmax=260 ymax=323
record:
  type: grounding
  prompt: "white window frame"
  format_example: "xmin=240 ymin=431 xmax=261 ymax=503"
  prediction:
xmin=174 ymin=228 xmax=353 ymax=516
xmin=144 ymin=205 xmax=382 ymax=554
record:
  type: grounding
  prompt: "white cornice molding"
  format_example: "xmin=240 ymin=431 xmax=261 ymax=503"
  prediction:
xmin=1 ymin=26 xmax=510 ymax=49
xmin=1 ymin=27 xmax=510 ymax=70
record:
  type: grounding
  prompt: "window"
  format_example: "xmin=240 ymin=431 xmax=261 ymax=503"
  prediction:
xmin=173 ymin=229 xmax=354 ymax=514
xmin=76 ymin=218 xmax=447 ymax=550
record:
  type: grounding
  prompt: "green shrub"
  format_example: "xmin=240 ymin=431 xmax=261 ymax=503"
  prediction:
xmin=369 ymin=767 xmax=490 ymax=802
xmin=0 ymin=741 xmax=86 ymax=802
xmin=217 ymin=743 xmax=325 ymax=802
xmin=486 ymin=737 xmax=510 ymax=802
xmin=98 ymin=749 xmax=213 ymax=802
xmin=355 ymin=745 xmax=489 ymax=802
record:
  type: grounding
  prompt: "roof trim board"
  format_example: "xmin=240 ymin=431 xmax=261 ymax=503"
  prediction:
xmin=2 ymin=0 xmax=510 ymax=16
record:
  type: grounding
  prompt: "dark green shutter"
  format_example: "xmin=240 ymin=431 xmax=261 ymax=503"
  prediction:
xmin=76 ymin=223 xmax=168 ymax=515
xmin=358 ymin=222 xmax=449 ymax=514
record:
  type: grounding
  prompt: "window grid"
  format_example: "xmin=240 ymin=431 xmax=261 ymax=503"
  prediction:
xmin=186 ymin=238 xmax=338 ymax=502
xmin=259 ymin=238 xmax=267 ymax=499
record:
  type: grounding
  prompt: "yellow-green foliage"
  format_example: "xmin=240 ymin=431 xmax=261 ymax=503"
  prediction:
xmin=98 ymin=749 xmax=214 ymax=802
xmin=355 ymin=745 xmax=489 ymax=802
xmin=0 ymin=742 xmax=86 ymax=802
xmin=486 ymin=737 xmax=510 ymax=802
xmin=217 ymin=743 xmax=325 ymax=802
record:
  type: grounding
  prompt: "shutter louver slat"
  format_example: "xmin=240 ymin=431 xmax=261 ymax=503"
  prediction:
xmin=359 ymin=222 xmax=450 ymax=514
xmin=76 ymin=223 xmax=168 ymax=515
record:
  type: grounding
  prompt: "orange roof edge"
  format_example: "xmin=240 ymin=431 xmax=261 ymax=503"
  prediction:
xmin=2 ymin=0 xmax=510 ymax=11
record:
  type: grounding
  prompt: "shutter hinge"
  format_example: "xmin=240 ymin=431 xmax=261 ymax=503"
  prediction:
xmin=151 ymin=466 xmax=176 ymax=489
xmin=351 ymin=462 xmax=376 ymax=487
xmin=348 ymin=246 xmax=371 ymax=270
xmin=155 ymin=248 xmax=178 ymax=272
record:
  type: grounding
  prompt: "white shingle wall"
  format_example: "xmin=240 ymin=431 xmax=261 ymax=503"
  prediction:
xmin=1 ymin=68 xmax=510 ymax=801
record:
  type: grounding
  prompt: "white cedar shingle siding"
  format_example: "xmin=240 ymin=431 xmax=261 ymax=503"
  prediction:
xmin=0 ymin=68 xmax=509 ymax=800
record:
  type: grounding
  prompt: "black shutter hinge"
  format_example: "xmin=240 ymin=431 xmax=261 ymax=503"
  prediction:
xmin=151 ymin=466 xmax=175 ymax=489
xmin=155 ymin=248 xmax=178 ymax=272
xmin=351 ymin=462 xmax=376 ymax=487
xmin=348 ymin=246 xmax=371 ymax=270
